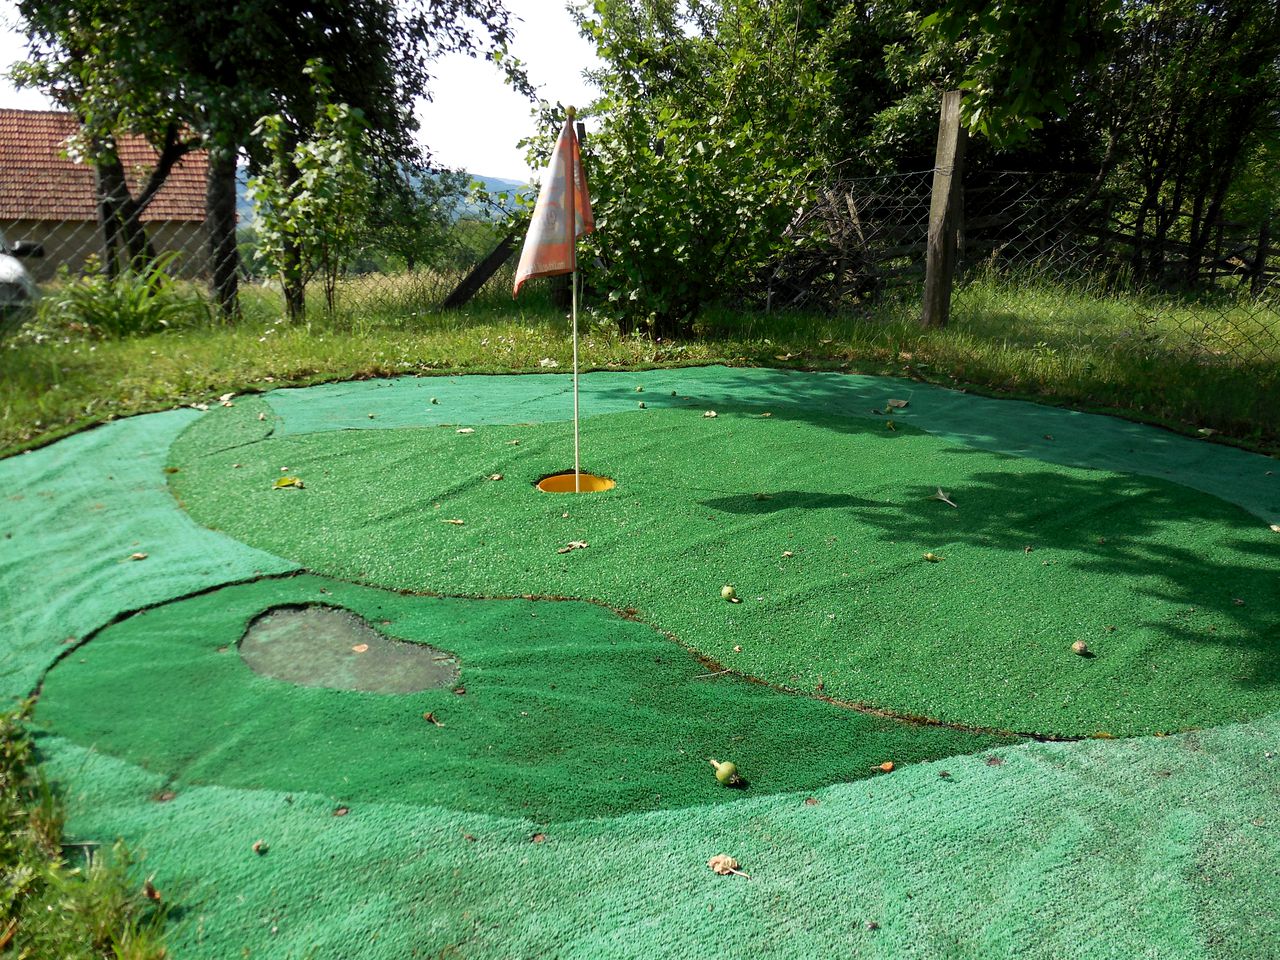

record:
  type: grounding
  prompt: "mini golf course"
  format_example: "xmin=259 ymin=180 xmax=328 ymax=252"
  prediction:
xmin=3 ymin=365 xmax=1279 ymax=958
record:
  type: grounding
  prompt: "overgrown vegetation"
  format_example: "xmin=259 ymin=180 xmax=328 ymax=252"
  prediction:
xmin=2 ymin=276 xmax=1277 ymax=459
xmin=33 ymin=256 xmax=213 ymax=339
xmin=0 ymin=701 xmax=168 ymax=959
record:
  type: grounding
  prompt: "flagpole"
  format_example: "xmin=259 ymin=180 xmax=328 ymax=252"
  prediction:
xmin=568 ymin=106 xmax=581 ymax=493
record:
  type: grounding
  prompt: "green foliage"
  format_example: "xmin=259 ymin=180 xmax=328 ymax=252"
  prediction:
xmin=914 ymin=0 xmax=1122 ymax=144
xmin=361 ymin=167 xmax=469 ymax=273
xmin=248 ymin=63 xmax=372 ymax=317
xmin=1 ymin=701 xmax=168 ymax=959
xmin=562 ymin=0 xmax=843 ymax=337
xmin=35 ymin=254 xmax=212 ymax=339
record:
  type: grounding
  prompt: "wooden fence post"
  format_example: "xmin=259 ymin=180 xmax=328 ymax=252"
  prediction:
xmin=922 ymin=90 xmax=967 ymax=328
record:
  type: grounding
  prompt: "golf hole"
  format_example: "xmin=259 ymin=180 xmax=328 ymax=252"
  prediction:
xmin=536 ymin=471 xmax=617 ymax=493
xmin=239 ymin=604 xmax=460 ymax=694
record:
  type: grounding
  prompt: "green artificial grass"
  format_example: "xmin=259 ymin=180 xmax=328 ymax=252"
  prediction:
xmin=37 ymin=574 xmax=1007 ymax=821
xmin=170 ymin=403 xmax=1280 ymax=738
xmin=4 ymin=367 xmax=1280 ymax=959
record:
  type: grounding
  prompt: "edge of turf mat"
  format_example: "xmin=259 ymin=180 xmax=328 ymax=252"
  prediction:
xmin=262 ymin=366 xmax=1280 ymax=524
xmin=3 ymin=368 xmax=1279 ymax=959
xmin=38 ymin=713 xmax=1280 ymax=960
xmin=0 ymin=409 xmax=299 ymax=701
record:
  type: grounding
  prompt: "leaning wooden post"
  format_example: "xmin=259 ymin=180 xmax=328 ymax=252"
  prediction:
xmin=922 ymin=90 xmax=967 ymax=328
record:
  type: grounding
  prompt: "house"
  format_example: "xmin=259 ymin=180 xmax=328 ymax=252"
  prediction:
xmin=0 ymin=108 xmax=209 ymax=281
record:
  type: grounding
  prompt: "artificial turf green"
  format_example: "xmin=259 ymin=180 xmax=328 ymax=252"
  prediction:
xmin=170 ymin=403 xmax=1280 ymax=738
xmin=37 ymin=574 xmax=1007 ymax=820
xmin=0 ymin=410 xmax=298 ymax=701
xmin=6 ymin=368 xmax=1280 ymax=959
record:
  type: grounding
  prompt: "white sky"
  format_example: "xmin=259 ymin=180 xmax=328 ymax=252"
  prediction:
xmin=0 ymin=0 xmax=599 ymax=180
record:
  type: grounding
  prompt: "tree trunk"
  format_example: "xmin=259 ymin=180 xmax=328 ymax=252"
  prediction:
xmin=283 ymin=234 xmax=306 ymax=321
xmin=95 ymin=164 xmax=121 ymax=279
xmin=206 ymin=148 xmax=241 ymax=321
xmin=97 ymin=155 xmax=155 ymax=270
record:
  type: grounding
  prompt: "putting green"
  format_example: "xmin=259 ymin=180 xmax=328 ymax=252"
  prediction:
xmin=4 ymin=366 xmax=1278 ymax=959
xmin=38 ymin=574 xmax=1007 ymax=820
xmin=169 ymin=402 xmax=1280 ymax=738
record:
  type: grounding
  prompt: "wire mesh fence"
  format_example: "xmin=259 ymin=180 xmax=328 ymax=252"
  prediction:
xmin=3 ymin=161 xmax=1277 ymax=370
xmin=759 ymin=166 xmax=1280 ymax=369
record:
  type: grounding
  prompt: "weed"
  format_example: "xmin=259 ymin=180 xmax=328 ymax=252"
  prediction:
xmin=0 ymin=702 xmax=169 ymax=959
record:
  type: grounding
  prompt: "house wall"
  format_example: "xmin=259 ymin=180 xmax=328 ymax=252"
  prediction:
xmin=1 ymin=219 xmax=211 ymax=282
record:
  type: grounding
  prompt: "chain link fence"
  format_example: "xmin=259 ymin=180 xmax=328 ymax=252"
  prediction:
xmin=3 ymin=161 xmax=1277 ymax=370
xmin=1 ymin=197 xmax=521 ymax=341
xmin=757 ymin=167 xmax=1279 ymax=368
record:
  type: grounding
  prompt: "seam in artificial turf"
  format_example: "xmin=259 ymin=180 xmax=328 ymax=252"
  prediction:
xmin=30 ymin=567 xmax=1086 ymax=745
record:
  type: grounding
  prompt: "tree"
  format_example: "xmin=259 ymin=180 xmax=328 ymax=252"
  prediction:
xmin=11 ymin=1 xmax=201 ymax=276
xmin=363 ymin=167 xmax=470 ymax=273
xmin=248 ymin=64 xmax=372 ymax=318
xmin=12 ymin=0 xmax=525 ymax=318
xmin=563 ymin=0 xmax=844 ymax=337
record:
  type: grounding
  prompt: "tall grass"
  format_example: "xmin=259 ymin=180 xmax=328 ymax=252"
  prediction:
xmin=2 ymin=270 xmax=1277 ymax=457
xmin=0 ymin=702 xmax=168 ymax=959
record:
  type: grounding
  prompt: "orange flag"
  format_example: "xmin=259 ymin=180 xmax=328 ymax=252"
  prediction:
xmin=513 ymin=116 xmax=594 ymax=297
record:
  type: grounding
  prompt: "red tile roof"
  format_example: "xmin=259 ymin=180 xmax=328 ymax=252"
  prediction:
xmin=0 ymin=109 xmax=207 ymax=222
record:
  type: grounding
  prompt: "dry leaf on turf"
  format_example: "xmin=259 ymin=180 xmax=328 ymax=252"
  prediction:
xmin=707 ymin=854 xmax=750 ymax=878
xmin=251 ymin=840 xmax=268 ymax=855
xmin=703 ymin=410 xmax=718 ymax=418
xmin=457 ymin=428 xmax=475 ymax=434
xmin=931 ymin=487 xmax=958 ymax=508
xmin=128 ymin=552 xmax=148 ymax=561
xmin=422 ymin=712 xmax=444 ymax=726
xmin=273 ymin=476 xmax=304 ymax=489
xmin=530 ymin=833 xmax=548 ymax=843
xmin=442 ymin=519 xmax=465 ymax=525
xmin=1270 ymin=524 xmax=1280 ymax=534
xmin=333 ymin=807 xmax=349 ymax=817
xmin=257 ymin=412 xmax=266 ymax=421
xmin=872 ymin=761 xmax=894 ymax=773
xmin=558 ymin=540 xmax=589 ymax=554
xmin=887 ymin=398 xmax=909 ymax=409
xmin=143 ymin=877 xmax=161 ymax=902
xmin=351 ymin=644 xmax=369 ymax=653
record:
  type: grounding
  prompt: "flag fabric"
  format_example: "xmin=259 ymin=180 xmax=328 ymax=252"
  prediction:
xmin=513 ymin=118 xmax=594 ymax=297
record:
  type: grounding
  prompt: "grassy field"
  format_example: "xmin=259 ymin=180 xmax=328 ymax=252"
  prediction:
xmin=2 ymin=271 xmax=1277 ymax=458
xmin=0 ymin=703 xmax=167 ymax=959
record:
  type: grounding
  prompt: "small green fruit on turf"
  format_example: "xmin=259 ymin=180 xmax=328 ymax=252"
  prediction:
xmin=709 ymin=758 xmax=743 ymax=786
xmin=721 ymin=585 xmax=737 ymax=601
xmin=1072 ymin=640 xmax=1091 ymax=656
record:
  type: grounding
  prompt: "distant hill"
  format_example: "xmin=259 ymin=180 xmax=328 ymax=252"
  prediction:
xmin=235 ymin=168 xmax=529 ymax=226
